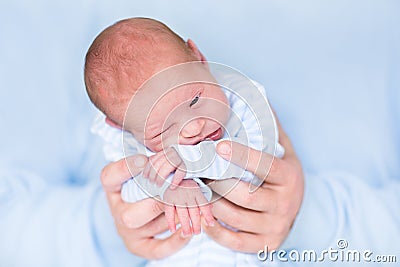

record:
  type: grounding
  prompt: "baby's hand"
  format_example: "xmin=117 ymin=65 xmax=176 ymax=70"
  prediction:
xmin=163 ymin=179 xmax=215 ymax=236
xmin=142 ymin=147 xmax=186 ymax=189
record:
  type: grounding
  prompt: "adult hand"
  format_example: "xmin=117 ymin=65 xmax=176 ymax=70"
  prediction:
xmin=202 ymin=119 xmax=304 ymax=252
xmin=100 ymin=155 xmax=191 ymax=259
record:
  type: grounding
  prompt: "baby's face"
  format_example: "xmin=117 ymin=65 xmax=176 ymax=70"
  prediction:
xmin=123 ymin=65 xmax=230 ymax=152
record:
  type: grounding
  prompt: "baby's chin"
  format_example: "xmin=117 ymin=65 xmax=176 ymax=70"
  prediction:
xmin=203 ymin=127 xmax=224 ymax=141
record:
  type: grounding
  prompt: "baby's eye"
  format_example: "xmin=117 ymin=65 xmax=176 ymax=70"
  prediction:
xmin=190 ymin=93 xmax=201 ymax=107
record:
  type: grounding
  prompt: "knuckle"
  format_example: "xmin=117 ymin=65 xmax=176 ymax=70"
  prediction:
xmin=267 ymin=238 xmax=282 ymax=250
xmin=286 ymin=160 xmax=303 ymax=183
xmin=270 ymin=199 xmax=279 ymax=213
xmin=271 ymin=221 xmax=287 ymax=237
xmin=120 ymin=210 xmax=136 ymax=228
xmin=100 ymin=165 xmax=115 ymax=188
xmin=293 ymin=166 xmax=304 ymax=184
xmin=152 ymin=201 xmax=164 ymax=214
xmin=269 ymin=158 xmax=280 ymax=176
xmin=280 ymin=201 xmax=292 ymax=216
xmin=100 ymin=166 xmax=109 ymax=186
xmin=126 ymin=242 xmax=157 ymax=260
xmin=152 ymin=247 xmax=171 ymax=260
xmin=115 ymin=224 xmax=125 ymax=237
xmin=228 ymin=209 xmax=242 ymax=229
xmin=151 ymin=252 xmax=163 ymax=260
xmin=149 ymin=156 xmax=157 ymax=166
xmin=243 ymin=192 xmax=256 ymax=207
xmin=124 ymin=240 xmax=137 ymax=254
xmin=147 ymin=222 xmax=162 ymax=236
xmin=266 ymin=214 xmax=292 ymax=239
xmin=231 ymin=235 xmax=244 ymax=251
xmin=238 ymin=147 xmax=249 ymax=164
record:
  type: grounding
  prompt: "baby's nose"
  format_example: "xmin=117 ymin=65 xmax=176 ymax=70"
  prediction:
xmin=180 ymin=119 xmax=205 ymax=138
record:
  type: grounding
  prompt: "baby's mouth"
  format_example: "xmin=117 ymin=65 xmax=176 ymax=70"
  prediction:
xmin=204 ymin=127 xmax=223 ymax=141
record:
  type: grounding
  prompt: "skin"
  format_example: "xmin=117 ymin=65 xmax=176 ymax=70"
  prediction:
xmin=100 ymin=118 xmax=304 ymax=259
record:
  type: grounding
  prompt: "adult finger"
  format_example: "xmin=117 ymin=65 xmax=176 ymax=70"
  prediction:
xmin=216 ymin=141 xmax=289 ymax=185
xmin=207 ymin=179 xmax=279 ymax=211
xmin=164 ymin=205 xmax=177 ymax=233
xmin=117 ymin=213 xmax=168 ymax=239
xmin=110 ymin=197 xmax=165 ymax=229
xmin=128 ymin=229 xmax=192 ymax=260
xmin=176 ymin=207 xmax=192 ymax=237
xmin=101 ymin=155 xmax=148 ymax=193
xmin=201 ymin=218 xmax=269 ymax=253
xmin=188 ymin=207 xmax=201 ymax=235
xmin=273 ymin=111 xmax=295 ymax=158
xmin=210 ymin=197 xmax=288 ymax=234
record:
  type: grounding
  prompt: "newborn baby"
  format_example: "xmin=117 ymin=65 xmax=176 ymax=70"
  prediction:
xmin=85 ymin=17 xmax=284 ymax=265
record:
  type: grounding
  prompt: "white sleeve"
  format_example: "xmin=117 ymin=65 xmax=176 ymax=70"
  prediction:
xmin=243 ymin=80 xmax=285 ymax=157
xmin=170 ymin=140 xmax=256 ymax=182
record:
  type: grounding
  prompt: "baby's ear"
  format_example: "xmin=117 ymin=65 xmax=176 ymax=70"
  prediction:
xmin=105 ymin=117 xmax=122 ymax=130
xmin=187 ymin=39 xmax=207 ymax=63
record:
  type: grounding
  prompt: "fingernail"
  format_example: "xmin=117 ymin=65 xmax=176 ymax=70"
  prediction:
xmin=218 ymin=143 xmax=231 ymax=155
xmin=180 ymin=231 xmax=189 ymax=238
xmin=134 ymin=156 xmax=146 ymax=167
xmin=202 ymin=217 xmax=214 ymax=227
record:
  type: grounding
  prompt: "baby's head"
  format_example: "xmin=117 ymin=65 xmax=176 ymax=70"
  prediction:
xmin=84 ymin=18 xmax=229 ymax=152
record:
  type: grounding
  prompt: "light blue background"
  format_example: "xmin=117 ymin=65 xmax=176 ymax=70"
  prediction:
xmin=0 ymin=1 xmax=399 ymax=266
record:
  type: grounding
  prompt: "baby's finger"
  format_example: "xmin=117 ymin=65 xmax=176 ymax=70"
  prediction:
xmin=199 ymin=204 xmax=215 ymax=227
xmin=176 ymin=207 xmax=192 ymax=237
xmin=164 ymin=204 xmax=177 ymax=233
xmin=170 ymin=167 xmax=186 ymax=190
xmin=156 ymin=161 xmax=175 ymax=187
xmin=147 ymin=154 xmax=166 ymax=184
xmin=188 ymin=206 xmax=201 ymax=235
xmin=142 ymin=161 xmax=151 ymax=180
xmin=166 ymin=147 xmax=183 ymax=167
xmin=147 ymin=161 xmax=159 ymax=184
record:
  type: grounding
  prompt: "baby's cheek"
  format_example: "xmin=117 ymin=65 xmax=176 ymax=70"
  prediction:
xmin=216 ymin=105 xmax=230 ymax=127
xmin=160 ymin=131 xmax=181 ymax=147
